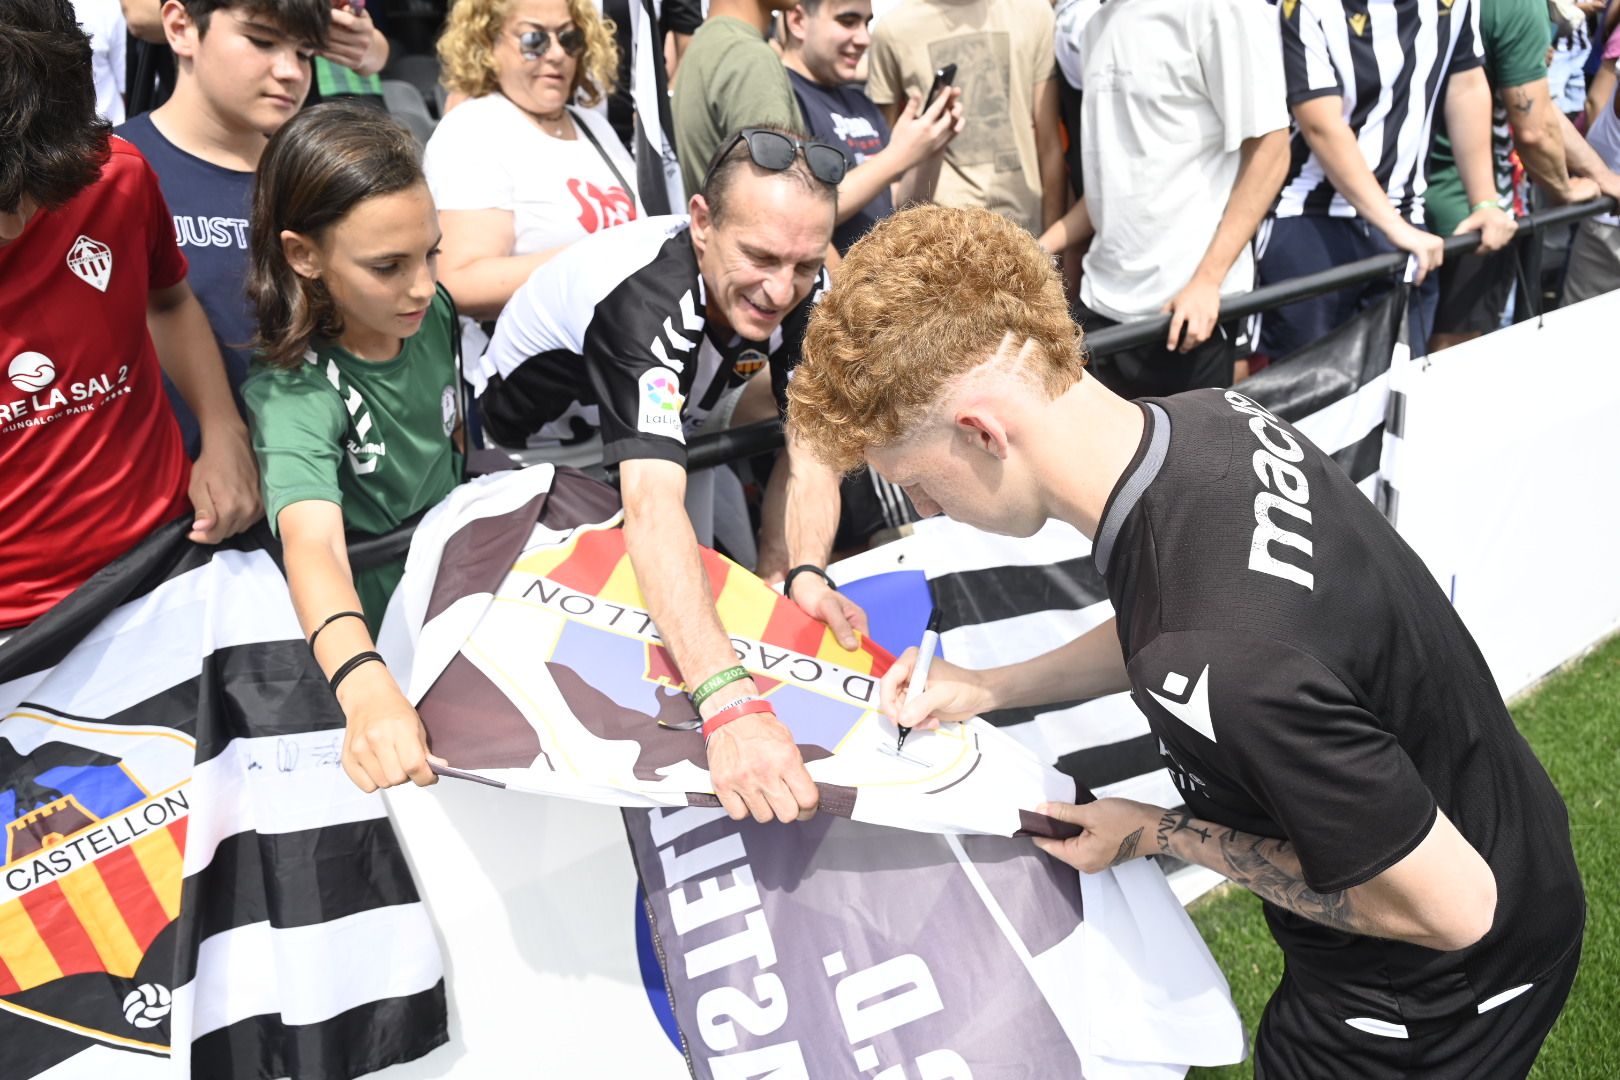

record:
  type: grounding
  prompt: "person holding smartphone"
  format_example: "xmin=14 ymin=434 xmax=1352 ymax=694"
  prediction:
xmin=780 ymin=0 xmax=963 ymax=254
xmin=307 ymin=0 xmax=390 ymax=106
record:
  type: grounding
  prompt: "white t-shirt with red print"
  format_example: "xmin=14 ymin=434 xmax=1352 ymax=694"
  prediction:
xmin=424 ymin=92 xmax=643 ymax=258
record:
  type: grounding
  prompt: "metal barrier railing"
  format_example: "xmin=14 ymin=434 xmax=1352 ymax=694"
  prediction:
xmin=350 ymin=195 xmax=1615 ymax=567
xmin=685 ymin=196 xmax=1614 ymax=471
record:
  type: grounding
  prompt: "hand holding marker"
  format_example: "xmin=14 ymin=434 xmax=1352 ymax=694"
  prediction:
xmin=896 ymin=610 xmax=944 ymax=752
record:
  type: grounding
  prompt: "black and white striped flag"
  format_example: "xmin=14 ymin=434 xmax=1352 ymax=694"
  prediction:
xmin=911 ymin=288 xmax=1407 ymax=824
xmin=0 ymin=521 xmax=446 ymax=1079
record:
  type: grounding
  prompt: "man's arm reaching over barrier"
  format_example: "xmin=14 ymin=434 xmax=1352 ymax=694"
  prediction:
xmin=621 ymin=457 xmax=821 ymax=824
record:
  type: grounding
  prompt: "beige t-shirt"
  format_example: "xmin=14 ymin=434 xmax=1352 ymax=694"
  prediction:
xmin=867 ymin=0 xmax=1056 ymax=234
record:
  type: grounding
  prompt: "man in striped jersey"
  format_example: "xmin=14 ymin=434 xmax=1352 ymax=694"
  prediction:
xmin=1258 ymin=0 xmax=1518 ymax=358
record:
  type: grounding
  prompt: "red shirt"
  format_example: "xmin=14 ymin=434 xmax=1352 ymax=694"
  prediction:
xmin=0 ymin=138 xmax=192 ymax=628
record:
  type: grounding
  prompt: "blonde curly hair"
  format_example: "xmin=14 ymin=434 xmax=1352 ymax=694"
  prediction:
xmin=789 ymin=205 xmax=1086 ymax=474
xmin=438 ymin=0 xmax=618 ymax=106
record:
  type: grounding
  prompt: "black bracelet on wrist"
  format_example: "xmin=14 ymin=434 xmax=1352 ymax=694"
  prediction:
xmin=329 ymin=651 xmax=385 ymax=695
xmin=784 ymin=564 xmax=837 ymax=602
xmin=309 ymin=610 xmax=365 ymax=652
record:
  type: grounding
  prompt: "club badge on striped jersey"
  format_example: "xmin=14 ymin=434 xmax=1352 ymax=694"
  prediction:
xmin=65 ymin=235 xmax=112 ymax=293
xmin=732 ymin=348 xmax=767 ymax=378
xmin=0 ymin=708 xmax=192 ymax=1052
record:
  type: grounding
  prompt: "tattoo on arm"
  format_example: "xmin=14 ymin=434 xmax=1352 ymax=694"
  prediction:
xmin=1156 ymin=810 xmax=1359 ymax=934
xmin=1110 ymin=826 xmax=1144 ymax=867
xmin=1507 ymin=87 xmax=1535 ymax=116
xmin=1155 ymin=808 xmax=1211 ymax=853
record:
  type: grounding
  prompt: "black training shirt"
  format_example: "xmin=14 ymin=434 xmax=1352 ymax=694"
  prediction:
xmin=1097 ymin=388 xmax=1583 ymax=1023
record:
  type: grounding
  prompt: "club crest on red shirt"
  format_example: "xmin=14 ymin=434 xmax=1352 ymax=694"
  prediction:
xmin=66 ymin=235 xmax=113 ymax=293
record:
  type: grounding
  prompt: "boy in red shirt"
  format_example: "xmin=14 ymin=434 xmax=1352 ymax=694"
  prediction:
xmin=0 ymin=0 xmax=260 ymax=629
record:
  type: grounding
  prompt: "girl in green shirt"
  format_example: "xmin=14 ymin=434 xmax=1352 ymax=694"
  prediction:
xmin=243 ymin=102 xmax=461 ymax=794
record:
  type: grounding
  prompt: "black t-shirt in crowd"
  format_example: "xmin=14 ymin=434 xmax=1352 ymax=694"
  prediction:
xmin=474 ymin=215 xmax=824 ymax=465
xmin=1095 ymin=388 xmax=1583 ymax=1024
xmin=787 ymin=69 xmax=893 ymax=254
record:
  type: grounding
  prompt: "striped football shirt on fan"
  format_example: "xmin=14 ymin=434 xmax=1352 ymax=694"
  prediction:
xmin=1277 ymin=0 xmax=1484 ymax=223
xmin=0 ymin=522 xmax=445 ymax=1080
xmin=628 ymin=0 xmax=686 ymax=215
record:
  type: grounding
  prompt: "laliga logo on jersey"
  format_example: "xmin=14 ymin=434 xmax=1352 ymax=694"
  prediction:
xmin=638 ymin=366 xmax=685 ymax=439
xmin=7 ymin=351 xmax=55 ymax=393
xmin=66 ymin=234 xmax=113 ymax=292
xmin=646 ymin=372 xmax=679 ymax=411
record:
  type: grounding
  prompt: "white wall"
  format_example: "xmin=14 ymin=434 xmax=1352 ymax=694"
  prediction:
xmin=1392 ymin=291 xmax=1620 ymax=698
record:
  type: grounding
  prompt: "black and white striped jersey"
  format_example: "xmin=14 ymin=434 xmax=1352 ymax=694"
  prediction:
xmin=473 ymin=215 xmax=826 ymax=467
xmin=1277 ymin=0 xmax=1484 ymax=222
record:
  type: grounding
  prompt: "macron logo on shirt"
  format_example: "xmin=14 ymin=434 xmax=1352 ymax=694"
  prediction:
xmin=1148 ymin=666 xmax=1217 ymax=743
xmin=1226 ymin=390 xmax=1315 ymax=591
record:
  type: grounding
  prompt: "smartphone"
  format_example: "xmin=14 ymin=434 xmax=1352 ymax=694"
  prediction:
xmin=923 ymin=63 xmax=957 ymax=113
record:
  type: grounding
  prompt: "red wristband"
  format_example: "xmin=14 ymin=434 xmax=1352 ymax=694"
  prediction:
xmin=702 ymin=698 xmax=776 ymax=741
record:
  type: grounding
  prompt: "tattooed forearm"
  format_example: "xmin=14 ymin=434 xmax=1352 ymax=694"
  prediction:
xmin=1216 ymin=828 xmax=1358 ymax=934
xmin=1158 ymin=811 xmax=1361 ymax=935
xmin=1155 ymin=808 xmax=1212 ymax=854
xmin=1110 ymin=826 xmax=1145 ymax=867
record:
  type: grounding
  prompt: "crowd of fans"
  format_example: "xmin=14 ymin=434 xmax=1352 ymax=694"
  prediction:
xmin=7 ymin=0 xmax=1620 ymax=807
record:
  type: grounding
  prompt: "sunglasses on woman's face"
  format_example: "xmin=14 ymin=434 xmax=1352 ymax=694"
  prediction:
xmin=516 ymin=26 xmax=585 ymax=60
xmin=703 ymin=129 xmax=850 ymax=192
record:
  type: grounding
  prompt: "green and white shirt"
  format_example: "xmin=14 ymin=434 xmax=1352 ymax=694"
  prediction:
xmin=243 ymin=289 xmax=463 ymax=627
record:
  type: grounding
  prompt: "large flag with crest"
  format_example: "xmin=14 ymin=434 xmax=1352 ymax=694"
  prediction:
xmin=388 ymin=465 xmax=1075 ymax=838
xmin=0 ymin=521 xmax=446 ymax=1078
xmin=381 ymin=465 xmax=1245 ymax=1076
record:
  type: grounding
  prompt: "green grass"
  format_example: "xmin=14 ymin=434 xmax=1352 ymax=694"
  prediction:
xmin=1186 ymin=632 xmax=1620 ymax=1079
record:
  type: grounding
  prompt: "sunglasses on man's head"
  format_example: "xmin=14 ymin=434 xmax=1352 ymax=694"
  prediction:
xmin=517 ymin=26 xmax=586 ymax=59
xmin=704 ymin=129 xmax=849 ymax=192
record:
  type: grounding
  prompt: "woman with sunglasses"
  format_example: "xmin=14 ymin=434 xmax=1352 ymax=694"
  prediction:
xmin=426 ymin=0 xmax=640 ymax=337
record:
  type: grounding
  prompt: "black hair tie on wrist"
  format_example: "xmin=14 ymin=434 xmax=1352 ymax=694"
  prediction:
xmin=784 ymin=564 xmax=837 ymax=603
xmin=329 ymin=651 xmax=385 ymax=695
xmin=309 ymin=610 xmax=366 ymax=652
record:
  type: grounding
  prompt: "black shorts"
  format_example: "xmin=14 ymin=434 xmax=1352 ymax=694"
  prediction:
xmin=1077 ymin=304 xmax=1249 ymax=400
xmin=1433 ymin=248 xmax=1515 ymax=336
xmin=1253 ymin=934 xmax=1582 ymax=1080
